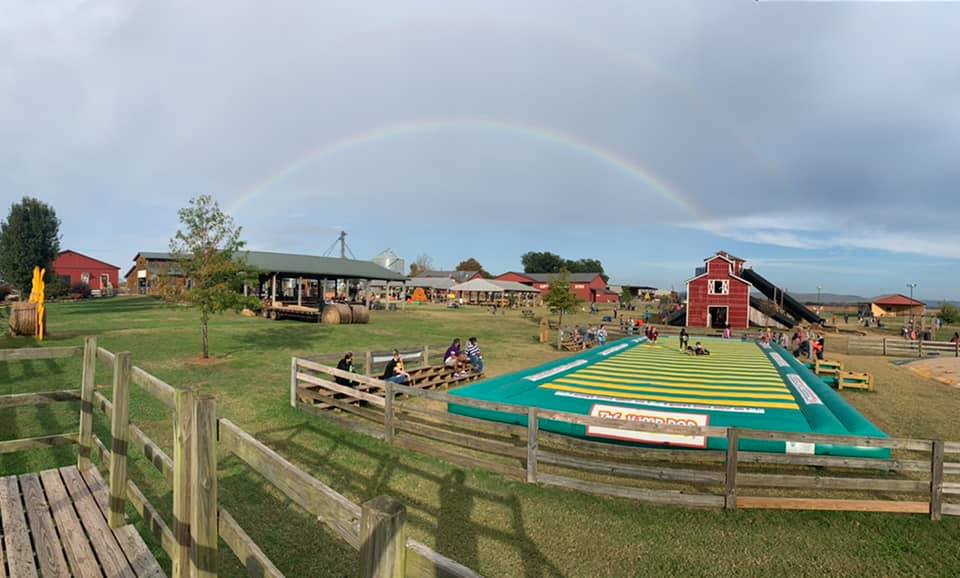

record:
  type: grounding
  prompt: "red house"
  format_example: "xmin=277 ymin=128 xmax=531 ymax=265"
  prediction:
xmin=496 ymin=272 xmax=619 ymax=304
xmin=52 ymin=250 xmax=120 ymax=292
xmin=685 ymin=252 xmax=750 ymax=329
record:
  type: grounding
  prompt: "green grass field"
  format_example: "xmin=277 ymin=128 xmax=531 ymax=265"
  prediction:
xmin=2 ymin=297 xmax=960 ymax=577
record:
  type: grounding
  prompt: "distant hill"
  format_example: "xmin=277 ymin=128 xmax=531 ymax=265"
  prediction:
xmin=791 ymin=292 xmax=866 ymax=305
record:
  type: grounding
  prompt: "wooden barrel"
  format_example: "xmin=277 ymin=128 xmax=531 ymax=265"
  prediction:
xmin=334 ymin=303 xmax=353 ymax=324
xmin=9 ymin=302 xmax=39 ymax=336
xmin=320 ymin=305 xmax=341 ymax=325
xmin=350 ymin=305 xmax=370 ymax=324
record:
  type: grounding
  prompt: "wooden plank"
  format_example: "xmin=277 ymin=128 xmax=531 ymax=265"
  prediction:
xmin=296 ymin=358 xmax=393 ymax=394
xmin=93 ymin=391 xmax=175 ymax=486
xmin=944 ymin=441 xmax=960 ymax=454
xmin=219 ymin=507 xmax=284 ymax=578
xmin=19 ymin=473 xmax=71 ymax=578
xmin=931 ymin=440 xmax=945 ymax=521
xmin=395 ymin=385 xmax=527 ymax=415
xmin=0 ymin=476 xmax=39 ymax=578
xmin=527 ymin=408 xmax=539 ymax=484
xmin=296 ymin=372 xmax=386 ymax=407
xmin=191 ymin=396 xmax=218 ymax=578
xmin=943 ymin=482 xmax=960 ymax=496
xmin=219 ymin=418 xmax=362 ymax=548
xmin=297 ymin=388 xmax=386 ymax=423
xmin=724 ymin=429 xmax=739 ymax=510
xmin=405 ymin=539 xmax=483 ymax=578
xmin=0 ymin=346 xmax=82 ymax=361
xmin=396 ymin=405 xmax=528 ymax=438
xmin=360 ymin=496 xmax=406 ymax=578
xmin=130 ymin=366 xmax=177 ymax=409
xmin=78 ymin=336 xmax=98 ymax=471
xmin=943 ymin=503 xmax=960 ymax=517
xmin=172 ymin=389 xmax=194 ymax=578
xmin=737 ymin=473 xmax=929 ymax=493
xmin=738 ymin=451 xmax=929 ymax=473
xmin=738 ymin=429 xmax=931 ymax=452
xmin=537 ymin=451 xmax=723 ymax=485
xmin=736 ymin=496 xmax=929 ymax=514
xmin=537 ymin=430 xmax=726 ymax=465
xmin=289 ymin=358 xmax=298 ymax=408
xmin=394 ymin=419 xmax=526 ymax=459
xmin=392 ymin=436 xmax=526 ymax=481
xmin=0 ymin=433 xmax=78 ymax=455
xmin=38 ymin=469 xmax=103 ymax=578
xmin=385 ymin=381 xmax=395 ymax=444
xmin=0 ymin=389 xmax=81 ymax=409
xmin=97 ymin=346 xmax=116 ymax=365
xmin=109 ymin=351 xmax=133 ymax=528
xmin=537 ymin=473 xmax=724 ymax=508
xmin=298 ymin=402 xmax=386 ymax=440
xmin=79 ymin=467 xmax=165 ymax=578
xmin=60 ymin=466 xmax=136 ymax=578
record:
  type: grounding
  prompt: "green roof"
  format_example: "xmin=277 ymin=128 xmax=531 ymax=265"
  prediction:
xmin=133 ymin=251 xmax=406 ymax=281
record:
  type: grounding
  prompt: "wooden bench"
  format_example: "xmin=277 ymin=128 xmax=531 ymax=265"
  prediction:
xmin=521 ymin=309 xmax=536 ymax=320
xmin=837 ymin=371 xmax=875 ymax=392
xmin=814 ymin=358 xmax=844 ymax=378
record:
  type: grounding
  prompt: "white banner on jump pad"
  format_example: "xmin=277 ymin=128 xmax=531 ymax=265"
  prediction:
xmin=599 ymin=344 xmax=630 ymax=356
xmin=770 ymin=352 xmax=790 ymax=368
xmin=788 ymin=374 xmax=822 ymax=405
xmin=524 ymin=360 xmax=588 ymax=382
xmin=586 ymin=404 xmax=709 ymax=448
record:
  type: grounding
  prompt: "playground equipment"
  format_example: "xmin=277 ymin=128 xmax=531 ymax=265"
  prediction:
xmin=8 ymin=266 xmax=46 ymax=338
xmin=837 ymin=371 xmax=876 ymax=392
xmin=450 ymin=337 xmax=888 ymax=458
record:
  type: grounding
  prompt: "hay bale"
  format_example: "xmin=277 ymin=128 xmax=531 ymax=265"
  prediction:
xmin=9 ymin=302 xmax=40 ymax=336
xmin=321 ymin=305 xmax=341 ymax=324
xmin=334 ymin=303 xmax=353 ymax=324
xmin=350 ymin=305 xmax=370 ymax=324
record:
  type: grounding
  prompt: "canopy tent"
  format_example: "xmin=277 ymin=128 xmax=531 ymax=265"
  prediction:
xmin=450 ymin=278 xmax=540 ymax=306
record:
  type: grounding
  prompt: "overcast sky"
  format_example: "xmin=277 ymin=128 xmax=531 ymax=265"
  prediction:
xmin=3 ymin=1 xmax=959 ymax=299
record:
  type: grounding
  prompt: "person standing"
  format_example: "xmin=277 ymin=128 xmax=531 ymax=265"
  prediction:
xmin=597 ymin=324 xmax=608 ymax=346
xmin=679 ymin=328 xmax=689 ymax=350
xmin=382 ymin=350 xmax=410 ymax=384
xmin=466 ymin=337 xmax=484 ymax=374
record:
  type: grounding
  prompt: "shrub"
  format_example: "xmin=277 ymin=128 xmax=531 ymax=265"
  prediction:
xmin=71 ymin=282 xmax=92 ymax=299
xmin=45 ymin=276 xmax=70 ymax=299
xmin=0 ymin=283 xmax=13 ymax=301
xmin=939 ymin=303 xmax=960 ymax=325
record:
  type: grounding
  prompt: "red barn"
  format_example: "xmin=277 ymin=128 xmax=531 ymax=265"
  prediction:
xmin=685 ymin=252 xmax=750 ymax=329
xmin=52 ymin=250 xmax=120 ymax=292
xmin=495 ymin=272 xmax=618 ymax=304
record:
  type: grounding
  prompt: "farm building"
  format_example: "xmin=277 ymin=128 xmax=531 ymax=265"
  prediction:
xmin=685 ymin=252 xmax=751 ymax=329
xmin=495 ymin=272 xmax=618 ymax=304
xmin=450 ymin=278 xmax=540 ymax=306
xmin=52 ymin=250 xmax=120 ymax=293
xmin=870 ymin=294 xmax=925 ymax=318
xmin=371 ymin=248 xmax=405 ymax=275
xmin=125 ymin=251 xmax=406 ymax=300
xmin=416 ymin=270 xmax=482 ymax=283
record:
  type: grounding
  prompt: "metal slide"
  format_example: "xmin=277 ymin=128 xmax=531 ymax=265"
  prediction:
xmin=740 ymin=268 xmax=823 ymax=325
xmin=749 ymin=295 xmax=798 ymax=328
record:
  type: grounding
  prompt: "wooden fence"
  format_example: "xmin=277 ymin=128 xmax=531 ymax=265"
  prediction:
xmin=304 ymin=343 xmax=451 ymax=377
xmin=2 ymin=341 xmax=480 ymax=577
xmin=847 ymin=336 xmax=960 ymax=358
xmin=291 ymin=357 xmax=960 ymax=519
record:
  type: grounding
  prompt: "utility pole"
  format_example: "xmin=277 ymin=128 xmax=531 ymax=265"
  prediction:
xmin=907 ymin=283 xmax=919 ymax=327
xmin=339 ymin=231 xmax=347 ymax=259
xmin=817 ymin=285 xmax=822 ymax=317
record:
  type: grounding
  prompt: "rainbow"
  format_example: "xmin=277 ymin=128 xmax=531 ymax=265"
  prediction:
xmin=228 ymin=118 xmax=702 ymax=216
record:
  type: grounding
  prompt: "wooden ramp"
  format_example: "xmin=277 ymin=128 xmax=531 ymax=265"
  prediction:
xmin=0 ymin=466 xmax=164 ymax=578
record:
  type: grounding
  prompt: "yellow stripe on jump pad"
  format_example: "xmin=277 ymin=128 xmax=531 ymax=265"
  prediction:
xmin=571 ymin=370 xmax=787 ymax=391
xmin=542 ymin=383 xmax=800 ymax=410
xmin=553 ymin=378 xmax=797 ymax=400
xmin=593 ymin=361 xmax=782 ymax=380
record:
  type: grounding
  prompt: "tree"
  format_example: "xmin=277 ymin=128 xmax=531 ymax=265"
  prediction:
xmin=521 ymin=251 xmax=564 ymax=274
xmin=565 ymin=258 xmax=608 ymax=282
xmin=939 ymin=303 xmax=960 ymax=325
xmin=543 ymin=270 xmax=581 ymax=326
xmin=0 ymin=197 xmax=61 ymax=294
xmin=455 ymin=257 xmax=491 ymax=278
xmin=621 ymin=286 xmax=633 ymax=306
xmin=166 ymin=195 xmax=256 ymax=358
xmin=409 ymin=254 xmax=434 ymax=277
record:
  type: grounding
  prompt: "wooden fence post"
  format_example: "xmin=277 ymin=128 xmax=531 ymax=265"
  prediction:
xmin=191 ymin=395 xmax=219 ymax=577
xmin=919 ymin=339 xmax=924 ymax=358
xmin=930 ymin=439 xmax=945 ymax=521
xmin=384 ymin=382 xmax=395 ymax=445
xmin=108 ymin=351 xmax=132 ymax=528
xmin=422 ymin=345 xmax=430 ymax=368
xmin=527 ymin=407 xmax=539 ymax=484
xmin=289 ymin=358 xmax=298 ymax=408
xmin=365 ymin=351 xmax=373 ymax=376
xmin=77 ymin=336 xmax=97 ymax=471
xmin=359 ymin=496 xmax=406 ymax=578
xmin=724 ymin=428 xmax=739 ymax=511
xmin=172 ymin=389 xmax=196 ymax=578
xmin=882 ymin=338 xmax=887 ymax=356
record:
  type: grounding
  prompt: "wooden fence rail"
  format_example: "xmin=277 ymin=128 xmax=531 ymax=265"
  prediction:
xmin=292 ymin=356 xmax=960 ymax=521
xmin=847 ymin=337 xmax=960 ymax=358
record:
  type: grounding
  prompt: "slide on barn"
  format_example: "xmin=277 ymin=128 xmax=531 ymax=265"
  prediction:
xmin=749 ymin=295 xmax=798 ymax=328
xmin=740 ymin=268 xmax=823 ymax=325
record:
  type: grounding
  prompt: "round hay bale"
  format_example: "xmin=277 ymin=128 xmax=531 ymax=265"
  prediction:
xmin=350 ymin=305 xmax=370 ymax=324
xmin=334 ymin=303 xmax=353 ymax=324
xmin=9 ymin=302 xmax=39 ymax=336
xmin=320 ymin=305 xmax=341 ymax=324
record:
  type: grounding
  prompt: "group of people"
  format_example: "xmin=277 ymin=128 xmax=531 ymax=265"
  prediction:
xmin=334 ymin=337 xmax=485 ymax=387
xmin=569 ymin=324 xmax=609 ymax=348
xmin=644 ymin=325 xmax=660 ymax=343
xmin=678 ymin=328 xmax=710 ymax=355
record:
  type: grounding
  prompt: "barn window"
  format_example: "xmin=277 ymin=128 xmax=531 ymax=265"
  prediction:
xmin=708 ymin=280 xmax=729 ymax=295
xmin=80 ymin=272 xmax=90 ymax=285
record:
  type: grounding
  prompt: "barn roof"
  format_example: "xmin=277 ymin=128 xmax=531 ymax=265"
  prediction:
xmin=524 ymin=272 xmax=603 ymax=283
xmin=417 ymin=270 xmax=479 ymax=282
xmin=130 ymin=251 xmax=406 ymax=281
xmin=871 ymin=294 xmax=924 ymax=307
xmin=451 ymin=278 xmax=540 ymax=293
xmin=57 ymin=250 xmax=120 ymax=270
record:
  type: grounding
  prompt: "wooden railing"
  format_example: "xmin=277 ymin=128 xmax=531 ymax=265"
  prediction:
xmin=292 ymin=357 xmax=960 ymax=520
xmin=847 ymin=336 xmax=960 ymax=358
xmin=302 ymin=343 xmax=448 ymax=377
xmin=2 ymin=341 xmax=481 ymax=577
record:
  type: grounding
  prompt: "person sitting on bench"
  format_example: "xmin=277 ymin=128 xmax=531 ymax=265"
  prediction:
xmin=335 ymin=352 xmax=355 ymax=386
xmin=444 ymin=339 xmax=465 ymax=375
xmin=466 ymin=337 xmax=484 ymax=374
xmin=382 ymin=350 xmax=410 ymax=384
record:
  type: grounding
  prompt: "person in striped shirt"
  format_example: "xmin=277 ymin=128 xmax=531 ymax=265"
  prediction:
xmin=466 ymin=337 xmax=484 ymax=374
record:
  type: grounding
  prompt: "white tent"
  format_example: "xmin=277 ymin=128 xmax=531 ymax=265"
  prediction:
xmin=450 ymin=278 xmax=539 ymax=306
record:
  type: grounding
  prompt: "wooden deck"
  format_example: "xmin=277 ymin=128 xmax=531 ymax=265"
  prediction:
xmin=0 ymin=466 xmax=164 ymax=578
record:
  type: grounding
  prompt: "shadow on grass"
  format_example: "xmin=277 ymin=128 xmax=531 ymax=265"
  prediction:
xmin=227 ymin=324 xmax=324 ymax=355
xmin=254 ymin=421 xmax=564 ymax=578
